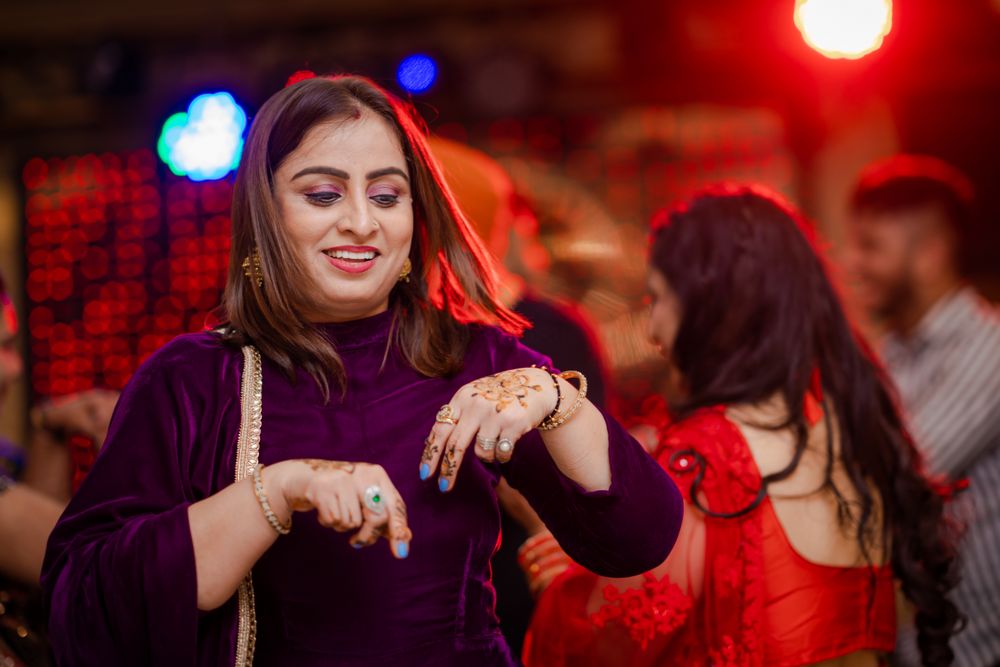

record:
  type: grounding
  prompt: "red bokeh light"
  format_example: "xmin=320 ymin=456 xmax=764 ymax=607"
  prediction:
xmin=23 ymin=150 xmax=233 ymax=397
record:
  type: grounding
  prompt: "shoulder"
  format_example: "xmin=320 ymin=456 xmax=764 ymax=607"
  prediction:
xmin=655 ymin=408 xmax=761 ymax=505
xmin=657 ymin=408 xmax=737 ymax=457
xmin=127 ymin=331 xmax=241 ymax=392
xmin=465 ymin=323 xmax=553 ymax=373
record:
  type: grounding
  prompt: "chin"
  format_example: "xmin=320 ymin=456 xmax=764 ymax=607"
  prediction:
xmin=315 ymin=291 xmax=390 ymax=321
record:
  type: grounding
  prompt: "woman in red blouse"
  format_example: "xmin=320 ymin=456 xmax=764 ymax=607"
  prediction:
xmin=523 ymin=186 xmax=962 ymax=666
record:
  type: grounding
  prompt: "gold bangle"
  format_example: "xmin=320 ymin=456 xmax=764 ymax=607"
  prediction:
xmin=532 ymin=365 xmax=562 ymax=428
xmin=537 ymin=371 xmax=588 ymax=431
xmin=252 ymin=464 xmax=291 ymax=536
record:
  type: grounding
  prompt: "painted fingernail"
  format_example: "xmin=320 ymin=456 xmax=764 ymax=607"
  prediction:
xmin=419 ymin=463 xmax=430 ymax=480
xmin=438 ymin=477 xmax=450 ymax=492
xmin=352 ymin=542 xmax=364 ymax=550
xmin=396 ymin=541 xmax=409 ymax=558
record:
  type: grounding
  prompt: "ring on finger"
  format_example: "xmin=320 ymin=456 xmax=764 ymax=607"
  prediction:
xmin=497 ymin=438 xmax=514 ymax=455
xmin=436 ymin=404 xmax=459 ymax=425
xmin=363 ymin=485 xmax=386 ymax=514
xmin=476 ymin=435 xmax=498 ymax=451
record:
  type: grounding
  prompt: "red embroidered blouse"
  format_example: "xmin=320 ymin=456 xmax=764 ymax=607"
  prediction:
xmin=523 ymin=407 xmax=895 ymax=666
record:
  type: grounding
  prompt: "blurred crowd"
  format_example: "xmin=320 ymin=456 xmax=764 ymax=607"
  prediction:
xmin=1 ymin=122 xmax=997 ymax=667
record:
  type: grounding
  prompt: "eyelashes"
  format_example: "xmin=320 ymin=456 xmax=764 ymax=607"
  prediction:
xmin=367 ymin=186 xmax=402 ymax=207
xmin=303 ymin=187 xmax=403 ymax=208
xmin=305 ymin=191 xmax=342 ymax=206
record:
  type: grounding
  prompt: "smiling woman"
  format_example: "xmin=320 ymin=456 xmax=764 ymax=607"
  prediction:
xmin=222 ymin=76 xmax=525 ymax=400
xmin=275 ymin=112 xmax=415 ymax=323
xmin=41 ymin=75 xmax=683 ymax=666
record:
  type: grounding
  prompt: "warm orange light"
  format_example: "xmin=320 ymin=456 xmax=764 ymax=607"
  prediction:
xmin=795 ymin=0 xmax=892 ymax=60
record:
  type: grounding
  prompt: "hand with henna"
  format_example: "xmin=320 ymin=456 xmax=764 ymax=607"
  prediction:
xmin=264 ymin=459 xmax=412 ymax=558
xmin=419 ymin=367 xmax=560 ymax=492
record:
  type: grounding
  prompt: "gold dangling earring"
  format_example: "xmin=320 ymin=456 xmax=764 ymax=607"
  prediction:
xmin=398 ymin=257 xmax=412 ymax=283
xmin=242 ymin=247 xmax=263 ymax=287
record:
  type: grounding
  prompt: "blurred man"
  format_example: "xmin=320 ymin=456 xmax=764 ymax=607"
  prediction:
xmin=848 ymin=155 xmax=1000 ymax=667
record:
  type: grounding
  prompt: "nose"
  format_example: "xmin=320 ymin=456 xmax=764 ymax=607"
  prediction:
xmin=336 ymin=195 xmax=378 ymax=239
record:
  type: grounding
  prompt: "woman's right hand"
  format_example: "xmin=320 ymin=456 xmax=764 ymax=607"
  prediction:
xmin=266 ymin=459 xmax=412 ymax=559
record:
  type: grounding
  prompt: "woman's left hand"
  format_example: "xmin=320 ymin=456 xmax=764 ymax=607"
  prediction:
xmin=419 ymin=367 xmax=557 ymax=492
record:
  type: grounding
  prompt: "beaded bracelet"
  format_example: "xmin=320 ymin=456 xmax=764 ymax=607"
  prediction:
xmin=537 ymin=371 xmax=588 ymax=431
xmin=252 ymin=463 xmax=291 ymax=536
xmin=533 ymin=365 xmax=562 ymax=426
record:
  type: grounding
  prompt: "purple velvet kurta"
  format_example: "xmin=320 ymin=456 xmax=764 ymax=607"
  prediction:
xmin=42 ymin=311 xmax=682 ymax=666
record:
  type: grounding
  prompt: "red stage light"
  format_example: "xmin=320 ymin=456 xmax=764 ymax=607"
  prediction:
xmin=795 ymin=0 xmax=892 ymax=60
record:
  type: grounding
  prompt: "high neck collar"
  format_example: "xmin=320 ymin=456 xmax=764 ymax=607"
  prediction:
xmin=316 ymin=310 xmax=394 ymax=349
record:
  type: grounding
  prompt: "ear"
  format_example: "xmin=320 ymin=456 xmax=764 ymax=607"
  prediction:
xmin=913 ymin=228 xmax=954 ymax=281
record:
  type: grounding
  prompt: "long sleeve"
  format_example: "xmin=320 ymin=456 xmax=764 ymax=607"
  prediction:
xmin=41 ymin=334 xmax=238 ymax=666
xmin=486 ymin=328 xmax=683 ymax=577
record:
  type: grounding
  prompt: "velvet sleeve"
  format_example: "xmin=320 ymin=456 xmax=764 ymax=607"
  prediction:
xmin=41 ymin=334 xmax=229 ymax=666
xmin=487 ymin=329 xmax=683 ymax=577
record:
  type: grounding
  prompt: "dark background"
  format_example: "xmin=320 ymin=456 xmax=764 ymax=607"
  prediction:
xmin=1 ymin=0 xmax=998 ymax=433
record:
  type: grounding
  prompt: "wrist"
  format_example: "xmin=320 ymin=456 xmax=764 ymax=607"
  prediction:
xmin=537 ymin=371 xmax=588 ymax=431
xmin=260 ymin=461 xmax=296 ymax=523
xmin=528 ymin=366 xmax=560 ymax=422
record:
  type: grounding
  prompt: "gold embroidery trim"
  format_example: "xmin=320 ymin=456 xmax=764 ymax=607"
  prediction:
xmin=234 ymin=345 xmax=263 ymax=667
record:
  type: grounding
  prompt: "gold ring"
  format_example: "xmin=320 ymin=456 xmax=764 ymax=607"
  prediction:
xmin=435 ymin=404 xmax=458 ymax=425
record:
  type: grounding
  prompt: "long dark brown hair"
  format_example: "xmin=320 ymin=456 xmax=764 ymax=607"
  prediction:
xmin=650 ymin=185 xmax=961 ymax=666
xmin=221 ymin=75 xmax=525 ymax=398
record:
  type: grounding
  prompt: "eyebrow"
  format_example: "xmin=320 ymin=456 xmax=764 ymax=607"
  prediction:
xmin=290 ymin=166 xmax=409 ymax=182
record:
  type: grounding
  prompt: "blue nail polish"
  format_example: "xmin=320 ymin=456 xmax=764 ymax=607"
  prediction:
xmin=438 ymin=477 xmax=450 ymax=492
xmin=397 ymin=542 xmax=409 ymax=559
xmin=419 ymin=463 xmax=430 ymax=480
xmin=352 ymin=542 xmax=363 ymax=550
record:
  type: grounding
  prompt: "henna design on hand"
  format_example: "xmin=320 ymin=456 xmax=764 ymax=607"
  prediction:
xmin=471 ymin=370 xmax=543 ymax=413
xmin=421 ymin=434 xmax=439 ymax=465
xmin=440 ymin=443 xmax=458 ymax=478
xmin=392 ymin=502 xmax=413 ymax=541
xmin=304 ymin=459 xmax=356 ymax=474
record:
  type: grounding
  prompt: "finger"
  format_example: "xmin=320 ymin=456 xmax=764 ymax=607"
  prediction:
xmin=472 ymin=426 xmax=501 ymax=464
xmin=419 ymin=430 xmax=445 ymax=481
xmin=315 ymin=495 xmax=343 ymax=529
xmin=438 ymin=419 xmax=478 ymax=493
xmin=350 ymin=506 xmax=387 ymax=549
xmin=350 ymin=480 xmax=390 ymax=548
xmin=382 ymin=484 xmax=412 ymax=559
xmin=495 ymin=429 xmax=523 ymax=465
xmin=340 ymin=492 xmax=363 ymax=531
xmin=420 ymin=404 xmax=461 ymax=480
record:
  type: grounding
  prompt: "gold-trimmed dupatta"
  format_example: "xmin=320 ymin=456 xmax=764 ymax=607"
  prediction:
xmin=234 ymin=345 xmax=263 ymax=666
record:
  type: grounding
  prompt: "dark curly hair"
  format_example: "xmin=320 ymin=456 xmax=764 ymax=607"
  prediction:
xmin=650 ymin=184 xmax=962 ymax=666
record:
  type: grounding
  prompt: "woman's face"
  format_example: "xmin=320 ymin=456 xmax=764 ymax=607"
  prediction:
xmin=646 ymin=268 xmax=681 ymax=359
xmin=273 ymin=110 xmax=414 ymax=322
